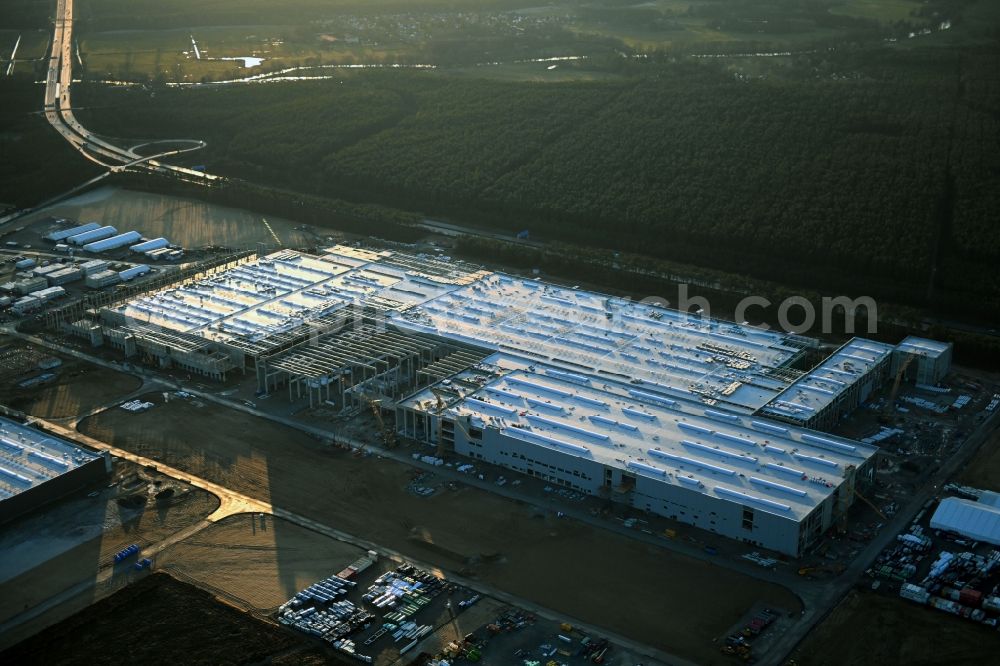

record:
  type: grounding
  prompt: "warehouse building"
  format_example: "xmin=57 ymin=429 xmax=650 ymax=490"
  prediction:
xmin=0 ymin=417 xmax=109 ymax=524
xmin=44 ymin=221 xmax=100 ymax=243
xmin=930 ymin=497 xmax=1000 ymax=546
xmin=894 ymin=336 xmax=953 ymax=386
xmin=757 ymin=339 xmax=895 ymax=430
xmin=77 ymin=245 xmax=950 ymax=554
xmin=397 ymin=358 xmax=877 ymax=556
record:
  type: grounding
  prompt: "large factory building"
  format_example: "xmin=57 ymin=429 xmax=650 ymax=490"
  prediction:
xmin=69 ymin=245 xmax=954 ymax=555
xmin=0 ymin=417 xmax=109 ymax=524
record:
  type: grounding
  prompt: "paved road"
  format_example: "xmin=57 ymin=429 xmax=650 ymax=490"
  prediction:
xmin=42 ymin=0 xmax=216 ymax=179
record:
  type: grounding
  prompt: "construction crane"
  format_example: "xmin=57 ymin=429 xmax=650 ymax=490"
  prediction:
xmin=364 ymin=397 xmax=396 ymax=451
xmin=853 ymin=487 xmax=887 ymax=520
xmin=881 ymin=353 xmax=915 ymax=421
xmin=428 ymin=387 xmax=453 ymax=458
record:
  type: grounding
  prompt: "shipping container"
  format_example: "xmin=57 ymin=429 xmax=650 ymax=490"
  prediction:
xmin=11 ymin=296 xmax=41 ymax=314
xmin=79 ymin=259 xmax=110 ymax=275
xmin=83 ymin=231 xmax=142 ymax=253
xmin=84 ymin=270 xmax=120 ymax=289
xmin=146 ymin=247 xmax=174 ymax=260
xmin=14 ymin=258 xmax=36 ymax=270
xmin=46 ymin=267 xmax=83 ymax=285
xmin=68 ymin=225 xmax=117 ymax=245
xmin=13 ymin=277 xmax=48 ymax=295
xmin=33 ymin=286 xmax=66 ymax=302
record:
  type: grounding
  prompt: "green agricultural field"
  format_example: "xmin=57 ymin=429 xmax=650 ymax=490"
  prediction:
xmin=829 ymin=0 xmax=926 ymax=24
xmin=0 ymin=30 xmax=50 ymax=64
xmin=73 ymin=0 xmax=965 ymax=84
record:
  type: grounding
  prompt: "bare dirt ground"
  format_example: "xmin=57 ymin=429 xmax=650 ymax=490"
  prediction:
xmin=956 ymin=426 xmax=1000 ymax=491
xmin=0 ymin=462 xmax=218 ymax=644
xmin=24 ymin=186 xmax=317 ymax=248
xmin=0 ymin=572 xmax=349 ymax=666
xmin=160 ymin=513 xmax=366 ymax=611
xmin=790 ymin=588 xmax=1000 ymax=665
xmin=0 ymin=340 xmax=141 ymax=418
xmin=79 ymin=394 xmax=801 ymax=663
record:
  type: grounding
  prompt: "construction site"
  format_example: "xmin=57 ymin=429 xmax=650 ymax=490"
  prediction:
xmin=2 ymin=239 xmax=999 ymax=666
xmin=44 ymin=244 xmax=961 ymax=557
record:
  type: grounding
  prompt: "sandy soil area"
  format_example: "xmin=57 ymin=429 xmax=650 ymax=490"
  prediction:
xmin=160 ymin=513 xmax=366 ymax=610
xmin=956 ymin=426 xmax=1000 ymax=491
xmin=79 ymin=394 xmax=801 ymax=663
xmin=0 ymin=463 xmax=218 ymax=628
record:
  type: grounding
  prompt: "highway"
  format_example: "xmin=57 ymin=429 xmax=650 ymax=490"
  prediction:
xmin=43 ymin=0 xmax=217 ymax=179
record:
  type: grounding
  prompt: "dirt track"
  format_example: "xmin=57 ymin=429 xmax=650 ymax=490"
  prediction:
xmin=160 ymin=513 xmax=366 ymax=610
xmin=791 ymin=589 xmax=1000 ymax=665
xmin=79 ymin=394 xmax=801 ymax=663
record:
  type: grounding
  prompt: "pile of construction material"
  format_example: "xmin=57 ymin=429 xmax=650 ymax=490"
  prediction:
xmin=120 ymin=400 xmax=154 ymax=412
xmin=898 ymin=549 xmax=1000 ymax=627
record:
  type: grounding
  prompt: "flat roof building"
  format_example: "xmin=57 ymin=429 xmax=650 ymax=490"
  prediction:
xmin=83 ymin=246 xmax=949 ymax=555
xmin=758 ymin=338 xmax=895 ymax=430
xmin=0 ymin=417 xmax=109 ymax=524
xmin=397 ymin=356 xmax=878 ymax=556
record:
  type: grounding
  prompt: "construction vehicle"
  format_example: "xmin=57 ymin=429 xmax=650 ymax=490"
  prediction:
xmin=355 ymin=397 xmax=396 ymax=455
xmin=881 ymin=354 xmax=915 ymax=421
xmin=798 ymin=563 xmax=845 ymax=577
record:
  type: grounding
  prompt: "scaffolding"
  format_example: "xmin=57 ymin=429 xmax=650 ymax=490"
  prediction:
xmin=257 ymin=324 xmax=483 ymax=410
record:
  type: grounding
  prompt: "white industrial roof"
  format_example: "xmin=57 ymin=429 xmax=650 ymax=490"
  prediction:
xmin=110 ymin=247 xmax=809 ymax=411
xmin=896 ymin=336 xmax=952 ymax=359
xmin=430 ymin=357 xmax=877 ymax=521
xmin=393 ymin=272 xmax=808 ymax=412
xmin=0 ymin=418 xmax=101 ymax=499
xmin=930 ymin=497 xmax=1000 ymax=546
xmin=759 ymin=338 xmax=894 ymax=422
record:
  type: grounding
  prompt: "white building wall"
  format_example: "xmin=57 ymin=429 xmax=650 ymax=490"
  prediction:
xmin=451 ymin=421 xmax=806 ymax=555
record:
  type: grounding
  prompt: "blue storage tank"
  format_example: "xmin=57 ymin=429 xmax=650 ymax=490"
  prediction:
xmin=68 ymin=225 xmax=117 ymax=245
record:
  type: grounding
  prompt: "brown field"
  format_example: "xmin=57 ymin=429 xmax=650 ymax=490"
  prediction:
xmin=0 ymin=348 xmax=142 ymax=419
xmin=160 ymin=513 xmax=366 ymax=610
xmin=0 ymin=572 xmax=348 ymax=666
xmin=0 ymin=463 xmax=219 ymax=649
xmin=79 ymin=393 xmax=801 ymax=664
xmin=24 ymin=186 xmax=316 ymax=249
xmin=791 ymin=589 xmax=1000 ymax=665
xmin=956 ymin=425 xmax=1000 ymax=491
